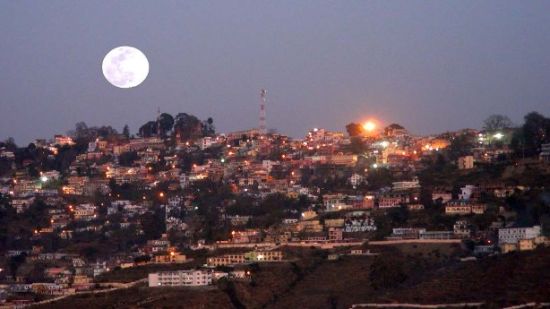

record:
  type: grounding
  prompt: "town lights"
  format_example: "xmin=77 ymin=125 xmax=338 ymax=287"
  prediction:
xmin=40 ymin=176 xmax=48 ymax=182
xmin=494 ymin=132 xmax=504 ymax=140
xmin=159 ymin=192 xmax=165 ymax=198
xmin=363 ymin=121 xmax=376 ymax=132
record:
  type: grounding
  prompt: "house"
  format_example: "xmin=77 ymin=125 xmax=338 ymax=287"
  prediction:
xmin=473 ymin=245 xmax=495 ymax=255
xmin=498 ymin=225 xmax=541 ymax=244
xmin=445 ymin=200 xmax=486 ymax=215
xmin=392 ymin=177 xmax=420 ymax=191
xmin=207 ymin=254 xmax=246 ymax=266
xmin=419 ymin=231 xmax=454 ymax=240
xmin=328 ymin=227 xmax=343 ymax=241
xmin=453 ymin=220 xmax=471 ymax=238
xmin=153 ymin=252 xmax=186 ymax=264
xmin=540 ymin=143 xmax=550 ymax=162
xmin=362 ymin=195 xmax=376 ymax=208
xmin=457 ymin=155 xmax=474 ymax=169
xmin=459 ymin=185 xmax=478 ymax=200
xmin=145 ymin=236 xmax=171 ymax=254
xmin=501 ymin=243 xmax=517 ymax=254
xmin=148 ymin=269 xmax=212 ymax=287
xmin=378 ymin=194 xmax=408 ymax=208
xmin=407 ymin=204 xmax=424 ymax=211
xmin=230 ymin=229 xmax=262 ymax=243
xmin=73 ymin=204 xmax=96 ymax=221
xmin=389 ymin=228 xmax=426 ymax=240
xmin=518 ymin=239 xmax=536 ymax=251
xmin=244 ymin=250 xmax=283 ymax=262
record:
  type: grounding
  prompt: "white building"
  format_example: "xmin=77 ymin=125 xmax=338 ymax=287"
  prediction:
xmin=148 ymin=269 xmax=212 ymax=287
xmin=459 ymin=185 xmax=477 ymax=200
xmin=498 ymin=226 xmax=541 ymax=244
xmin=392 ymin=177 xmax=420 ymax=191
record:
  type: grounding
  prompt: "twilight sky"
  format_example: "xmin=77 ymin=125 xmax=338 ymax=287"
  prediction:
xmin=1 ymin=1 xmax=550 ymax=144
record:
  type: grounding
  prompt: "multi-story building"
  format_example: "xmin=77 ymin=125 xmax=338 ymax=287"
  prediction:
xmin=453 ymin=220 xmax=471 ymax=238
xmin=328 ymin=227 xmax=343 ymax=241
xmin=445 ymin=201 xmax=486 ymax=215
xmin=419 ymin=231 xmax=454 ymax=240
xmin=540 ymin=143 xmax=550 ymax=162
xmin=207 ymin=254 xmax=246 ymax=266
xmin=244 ymin=250 xmax=283 ymax=262
xmin=378 ymin=194 xmax=408 ymax=208
xmin=153 ymin=252 xmax=186 ymax=264
xmin=498 ymin=226 xmax=541 ymax=244
xmin=148 ymin=269 xmax=212 ymax=287
xmin=392 ymin=177 xmax=420 ymax=191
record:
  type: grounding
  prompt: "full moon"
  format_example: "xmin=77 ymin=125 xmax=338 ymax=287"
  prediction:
xmin=102 ymin=46 xmax=149 ymax=88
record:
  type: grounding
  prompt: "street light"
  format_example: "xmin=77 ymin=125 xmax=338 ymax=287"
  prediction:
xmin=363 ymin=121 xmax=376 ymax=132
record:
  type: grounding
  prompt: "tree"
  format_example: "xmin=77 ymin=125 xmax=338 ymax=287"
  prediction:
xmin=447 ymin=133 xmax=475 ymax=160
xmin=345 ymin=123 xmax=363 ymax=137
xmin=384 ymin=123 xmax=406 ymax=136
xmin=2 ymin=137 xmax=17 ymax=151
xmin=174 ymin=113 xmax=203 ymax=141
xmin=511 ymin=112 xmax=550 ymax=157
xmin=118 ymin=151 xmax=138 ymax=166
xmin=349 ymin=137 xmax=366 ymax=154
xmin=483 ymin=114 xmax=513 ymax=131
xmin=122 ymin=125 xmax=130 ymax=139
xmin=74 ymin=122 xmax=89 ymax=139
xmin=202 ymin=117 xmax=216 ymax=137
xmin=9 ymin=253 xmax=27 ymax=280
xmin=138 ymin=121 xmax=158 ymax=138
xmin=158 ymin=113 xmax=174 ymax=137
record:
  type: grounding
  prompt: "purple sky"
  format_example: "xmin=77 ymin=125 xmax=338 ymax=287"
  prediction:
xmin=1 ymin=1 xmax=550 ymax=144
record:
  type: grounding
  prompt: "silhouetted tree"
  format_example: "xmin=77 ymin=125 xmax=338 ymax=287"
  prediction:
xmin=158 ymin=113 xmax=174 ymax=137
xmin=122 ymin=124 xmax=130 ymax=139
xmin=483 ymin=114 xmax=513 ymax=131
xmin=511 ymin=112 xmax=550 ymax=157
xmin=138 ymin=121 xmax=158 ymax=137
xmin=174 ymin=113 xmax=203 ymax=141
xmin=345 ymin=123 xmax=363 ymax=137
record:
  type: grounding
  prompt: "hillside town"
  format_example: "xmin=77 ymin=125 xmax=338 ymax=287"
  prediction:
xmin=0 ymin=111 xmax=549 ymax=308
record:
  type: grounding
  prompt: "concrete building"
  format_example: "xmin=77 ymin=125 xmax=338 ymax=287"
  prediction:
xmin=540 ymin=143 xmax=550 ymax=162
xmin=392 ymin=177 xmax=420 ymax=191
xmin=498 ymin=226 xmax=541 ymax=244
xmin=148 ymin=269 xmax=212 ymax=287
xmin=207 ymin=254 xmax=246 ymax=266
xmin=419 ymin=231 xmax=454 ymax=240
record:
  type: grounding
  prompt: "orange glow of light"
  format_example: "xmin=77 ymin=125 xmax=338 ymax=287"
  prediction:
xmin=363 ymin=120 xmax=377 ymax=132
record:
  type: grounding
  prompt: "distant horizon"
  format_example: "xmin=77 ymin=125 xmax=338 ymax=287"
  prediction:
xmin=2 ymin=108 xmax=541 ymax=146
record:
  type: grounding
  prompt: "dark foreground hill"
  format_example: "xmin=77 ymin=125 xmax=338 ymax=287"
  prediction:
xmin=36 ymin=246 xmax=550 ymax=309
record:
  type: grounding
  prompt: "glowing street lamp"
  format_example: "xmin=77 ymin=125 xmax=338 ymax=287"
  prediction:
xmin=363 ymin=121 xmax=376 ymax=132
xmin=493 ymin=132 xmax=504 ymax=140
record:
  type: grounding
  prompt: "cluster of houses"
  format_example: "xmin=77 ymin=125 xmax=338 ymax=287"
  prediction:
xmin=0 ymin=122 xmax=548 ymax=305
